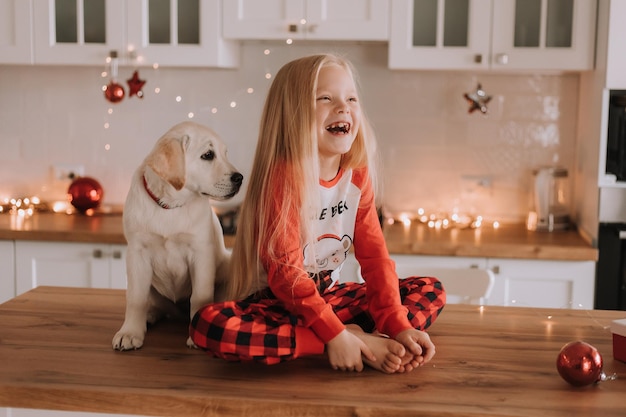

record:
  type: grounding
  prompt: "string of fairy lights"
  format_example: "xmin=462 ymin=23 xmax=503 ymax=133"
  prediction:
xmin=99 ymin=47 xmax=276 ymax=133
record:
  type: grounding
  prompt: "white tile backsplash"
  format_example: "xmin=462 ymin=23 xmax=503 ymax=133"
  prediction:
xmin=0 ymin=42 xmax=579 ymax=222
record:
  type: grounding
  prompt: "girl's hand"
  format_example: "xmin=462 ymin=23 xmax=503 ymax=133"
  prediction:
xmin=395 ymin=329 xmax=435 ymax=369
xmin=326 ymin=329 xmax=376 ymax=372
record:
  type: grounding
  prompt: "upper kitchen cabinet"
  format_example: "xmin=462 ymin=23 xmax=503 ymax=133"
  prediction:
xmin=222 ymin=0 xmax=389 ymax=41
xmin=604 ymin=0 xmax=626 ymax=88
xmin=0 ymin=0 xmax=34 ymax=64
xmin=389 ymin=0 xmax=596 ymax=71
xmin=32 ymin=0 xmax=239 ymax=67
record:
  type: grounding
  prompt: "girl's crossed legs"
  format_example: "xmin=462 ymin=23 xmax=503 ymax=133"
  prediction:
xmin=189 ymin=276 xmax=445 ymax=367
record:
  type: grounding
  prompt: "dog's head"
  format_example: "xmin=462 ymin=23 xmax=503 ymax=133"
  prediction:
xmin=145 ymin=121 xmax=243 ymax=200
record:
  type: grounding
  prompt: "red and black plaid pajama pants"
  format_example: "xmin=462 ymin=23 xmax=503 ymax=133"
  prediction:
xmin=189 ymin=273 xmax=446 ymax=365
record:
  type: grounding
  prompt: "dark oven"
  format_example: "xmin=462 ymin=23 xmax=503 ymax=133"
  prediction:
xmin=595 ymin=92 xmax=626 ymax=310
xmin=607 ymin=90 xmax=626 ymax=182
xmin=595 ymin=222 xmax=626 ymax=310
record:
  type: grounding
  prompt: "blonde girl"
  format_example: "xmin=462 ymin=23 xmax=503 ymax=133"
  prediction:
xmin=190 ymin=54 xmax=446 ymax=373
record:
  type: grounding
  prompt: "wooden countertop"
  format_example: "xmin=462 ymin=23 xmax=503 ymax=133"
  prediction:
xmin=0 ymin=213 xmax=597 ymax=261
xmin=0 ymin=286 xmax=624 ymax=417
xmin=383 ymin=222 xmax=598 ymax=261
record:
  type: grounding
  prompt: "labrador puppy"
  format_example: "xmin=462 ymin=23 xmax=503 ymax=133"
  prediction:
xmin=112 ymin=121 xmax=243 ymax=351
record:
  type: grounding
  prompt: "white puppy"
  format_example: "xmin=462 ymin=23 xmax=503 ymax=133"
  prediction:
xmin=113 ymin=121 xmax=242 ymax=351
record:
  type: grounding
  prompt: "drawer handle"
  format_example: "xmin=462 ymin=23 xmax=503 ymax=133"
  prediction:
xmin=112 ymin=250 xmax=122 ymax=259
xmin=491 ymin=265 xmax=500 ymax=274
xmin=494 ymin=53 xmax=509 ymax=65
xmin=92 ymin=249 xmax=103 ymax=258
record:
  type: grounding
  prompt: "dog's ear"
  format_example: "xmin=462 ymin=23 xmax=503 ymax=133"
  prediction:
xmin=145 ymin=136 xmax=186 ymax=190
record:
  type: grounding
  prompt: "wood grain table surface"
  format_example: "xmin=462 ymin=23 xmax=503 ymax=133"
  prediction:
xmin=1 ymin=286 xmax=624 ymax=417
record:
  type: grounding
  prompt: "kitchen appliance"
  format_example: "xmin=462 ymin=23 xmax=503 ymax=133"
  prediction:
xmin=595 ymin=90 xmax=626 ymax=311
xmin=596 ymin=188 xmax=626 ymax=310
xmin=606 ymin=90 xmax=626 ymax=182
xmin=527 ymin=167 xmax=571 ymax=232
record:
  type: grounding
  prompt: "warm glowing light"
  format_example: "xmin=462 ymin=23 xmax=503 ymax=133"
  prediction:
xmin=176 ymin=96 xmax=182 ymax=102
xmin=154 ymin=87 xmax=160 ymax=94
xmin=187 ymin=112 xmax=194 ymax=118
xmin=52 ymin=201 xmax=70 ymax=213
xmin=300 ymin=18 xmax=307 ymax=25
xmin=265 ymin=73 xmax=272 ymax=79
xmin=247 ymin=87 xmax=254 ymax=94
xmin=493 ymin=221 xmax=500 ymax=229
xmin=286 ymin=39 xmax=293 ymax=45
xmin=417 ymin=208 xmax=425 ymax=215
xmin=104 ymin=144 xmax=111 ymax=150
xmin=101 ymin=71 xmax=107 ymax=78
xmin=264 ymin=49 xmax=271 ymax=55
xmin=230 ymin=101 xmax=237 ymax=108
xmin=153 ymin=63 xmax=159 ymax=69
xmin=104 ymin=122 xmax=110 ymax=129
xmin=211 ymin=107 xmax=218 ymax=114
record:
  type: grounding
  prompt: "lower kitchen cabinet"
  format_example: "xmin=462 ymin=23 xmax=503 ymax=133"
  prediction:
xmin=0 ymin=240 xmax=15 ymax=304
xmin=345 ymin=254 xmax=595 ymax=309
xmin=488 ymin=258 xmax=595 ymax=310
xmin=15 ymin=241 xmax=127 ymax=297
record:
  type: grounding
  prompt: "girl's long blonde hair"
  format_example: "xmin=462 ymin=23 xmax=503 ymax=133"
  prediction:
xmin=227 ymin=53 xmax=380 ymax=300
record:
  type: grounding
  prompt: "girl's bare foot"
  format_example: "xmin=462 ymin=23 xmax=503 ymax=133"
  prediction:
xmin=346 ymin=325 xmax=408 ymax=374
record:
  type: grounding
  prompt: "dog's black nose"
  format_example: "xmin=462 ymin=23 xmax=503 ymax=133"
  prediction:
xmin=231 ymin=172 xmax=243 ymax=186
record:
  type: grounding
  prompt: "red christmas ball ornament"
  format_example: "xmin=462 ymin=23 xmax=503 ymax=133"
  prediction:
xmin=68 ymin=177 xmax=104 ymax=213
xmin=104 ymin=81 xmax=125 ymax=103
xmin=556 ymin=341 xmax=604 ymax=387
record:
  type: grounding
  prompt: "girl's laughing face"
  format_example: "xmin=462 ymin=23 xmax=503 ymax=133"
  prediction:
xmin=315 ymin=65 xmax=361 ymax=162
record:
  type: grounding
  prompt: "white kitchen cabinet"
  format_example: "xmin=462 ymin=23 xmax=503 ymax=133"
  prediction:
xmin=222 ymin=0 xmax=389 ymax=41
xmin=389 ymin=0 xmax=596 ymax=71
xmin=346 ymin=253 xmax=594 ymax=309
xmin=15 ymin=241 xmax=127 ymax=297
xmin=604 ymin=0 xmax=626 ymax=88
xmin=0 ymin=241 xmax=16 ymax=304
xmin=0 ymin=0 xmax=33 ymax=64
xmin=487 ymin=258 xmax=595 ymax=309
xmin=32 ymin=0 xmax=239 ymax=67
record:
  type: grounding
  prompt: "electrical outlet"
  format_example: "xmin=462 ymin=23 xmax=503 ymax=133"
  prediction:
xmin=52 ymin=164 xmax=85 ymax=181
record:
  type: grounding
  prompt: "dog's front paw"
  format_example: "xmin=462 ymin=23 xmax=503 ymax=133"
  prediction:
xmin=186 ymin=336 xmax=198 ymax=349
xmin=112 ymin=331 xmax=145 ymax=351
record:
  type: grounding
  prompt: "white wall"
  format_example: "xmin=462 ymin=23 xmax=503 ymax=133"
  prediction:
xmin=0 ymin=42 xmax=579 ymax=223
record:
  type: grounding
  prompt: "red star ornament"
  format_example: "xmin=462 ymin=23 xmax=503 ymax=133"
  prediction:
xmin=463 ymin=83 xmax=492 ymax=114
xmin=127 ymin=70 xmax=146 ymax=98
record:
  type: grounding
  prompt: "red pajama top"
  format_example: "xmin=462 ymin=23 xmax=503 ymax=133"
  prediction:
xmin=260 ymin=165 xmax=413 ymax=344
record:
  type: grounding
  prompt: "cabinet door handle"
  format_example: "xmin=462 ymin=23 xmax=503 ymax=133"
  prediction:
xmin=288 ymin=24 xmax=298 ymax=33
xmin=470 ymin=264 xmax=479 ymax=269
xmin=473 ymin=54 xmax=483 ymax=64
xmin=112 ymin=250 xmax=122 ymax=259
xmin=491 ymin=265 xmax=500 ymax=274
xmin=92 ymin=249 xmax=103 ymax=258
xmin=494 ymin=53 xmax=509 ymax=65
